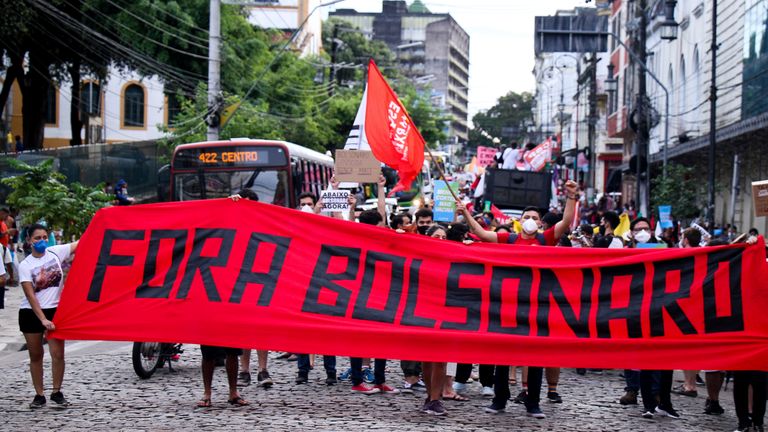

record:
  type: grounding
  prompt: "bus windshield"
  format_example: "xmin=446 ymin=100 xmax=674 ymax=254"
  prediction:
xmin=174 ymin=168 xmax=289 ymax=206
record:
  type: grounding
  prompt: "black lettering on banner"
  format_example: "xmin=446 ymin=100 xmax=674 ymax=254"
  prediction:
xmin=136 ymin=230 xmax=188 ymax=299
xmin=400 ymin=259 xmax=436 ymax=327
xmin=649 ymin=257 xmax=697 ymax=337
xmin=351 ymin=251 xmax=406 ymax=323
xmin=302 ymin=245 xmax=360 ymax=317
xmin=87 ymin=229 xmax=145 ymax=302
xmin=441 ymin=263 xmax=485 ymax=331
xmin=596 ymin=264 xmax=645 ymax=338
xmin=703 ymin=248 xmax=745 ymax=333
xmin=176 ymin=228 xmax=236 ymax=302
xmin=229 ymin=232 xmax=291 ymax=305
xmin=537 ymin=268 xmax=592 ymax=338
xmin=488 ymin=266 xmax=533 ymax=335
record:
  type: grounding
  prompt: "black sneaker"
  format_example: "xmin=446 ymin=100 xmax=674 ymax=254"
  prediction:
xmin=484 ymin=402 xmax=506 ymax=414
xmin=641 ymin=410 xmax=654 ymax=419
xmin=512 ymin=389 xmax=528 ymax=404
xmin=526 ymin=407 xmax=546 ymax=419
xmin=325 ymin=372 xmax=337 ymax=386
xmin=655 ymin=405 xmax=680 ymax=419
xmin=734 ymin=423 xmax=752 ymax=432
xmin=754 ymin=425 xmax=764 ymax=432
xmin=29 ymin=394 xmax=46 ymax=409
xmin=576 ymin=368 xmax=586 ymax=375
xmin=237 ymin=371 xmax=251 ymax=386
xmin=257 ymin=370 xmax=273 ymax=388
xmin=50 ymin=391 xmax=69 ymax=408
xmin=547 ymin=391 xmax=563 ymax=403
xmin=696 ymin=374 xmax=705 ymax=386
xmin=295 ymin=371 xmax=309 ymax=384
xmin=704 ymin=399 xmax=724 ymax=415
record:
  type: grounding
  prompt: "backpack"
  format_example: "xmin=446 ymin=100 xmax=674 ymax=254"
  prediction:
xmin=506 ymin=232 xmax=547 ymax=246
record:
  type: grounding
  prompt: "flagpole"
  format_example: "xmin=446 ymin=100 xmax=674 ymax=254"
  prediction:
xmin=425 ymin=146 xmax=460 ymax=203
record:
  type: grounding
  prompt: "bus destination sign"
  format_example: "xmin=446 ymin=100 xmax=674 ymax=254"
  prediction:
xmin=174 ymin=145 xmax=288 ymax=169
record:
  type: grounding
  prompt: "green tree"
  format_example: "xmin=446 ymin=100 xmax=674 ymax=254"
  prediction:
xmin=469 ymin=91 xmax=534 ymax=150
xmin=650 ymin=163 xmax=705 ymax=220
xmin=1 ymin=159 xmax=112 ymax=239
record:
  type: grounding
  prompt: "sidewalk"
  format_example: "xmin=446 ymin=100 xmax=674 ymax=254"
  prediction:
xmin=0 ymin=282 xmax=27 ymax=352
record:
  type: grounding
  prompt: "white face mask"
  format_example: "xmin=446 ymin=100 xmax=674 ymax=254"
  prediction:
xmin=522 ymin=218 xmax=539 ymax=235
xmin=634 ymin=229 xmax=651 ymax=244
xmin=300 ymin=205 xmax=314 ymax=213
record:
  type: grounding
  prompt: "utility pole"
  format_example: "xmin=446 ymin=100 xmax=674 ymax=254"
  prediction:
xmin=635 ymin=0 xmax=650 ymax=217
xmin=588 ymin=53 xmax=598 ymax=196
xmin=708 ymin=0 xmax=718 ymax=228
xmin=207 ymin=0 xmax=221 ymax=141
xmin=328 ymin=24 xmax=340 ymax=96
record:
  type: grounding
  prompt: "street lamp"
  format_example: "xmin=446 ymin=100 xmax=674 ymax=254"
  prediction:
xmin=660 ymin=0 xmax=679 ymax=41
xmin=605 ymin=62 xmax=617 ymax=94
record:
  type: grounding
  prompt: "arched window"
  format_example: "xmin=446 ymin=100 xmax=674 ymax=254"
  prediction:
xmin=679 ymin=56 xmax=686 ymax=133
xmin=80 ymin=81 xmax=101 ymax=116
xmin=122 ymin=83 xmax=145 ymax=128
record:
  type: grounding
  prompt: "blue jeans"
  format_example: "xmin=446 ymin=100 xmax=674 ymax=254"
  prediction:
xmin=624 ymin=369 xmax=640 ymax=392
xmin=297 ymin=354 xmax=336 ymax=374
xmin=350 ymin=358 xmax=386 ymax=385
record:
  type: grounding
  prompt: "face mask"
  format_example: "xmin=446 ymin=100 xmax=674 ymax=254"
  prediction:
xmin=33 ymin=239 xmax=48 ymax=254
xmin=416 ymin=225 xmax=430 ymax=235
xmin=634 ymin=229 xmax=651 ymax=244
xmin=300 ymin=205 xmax=314 ymax=213
xmin=122 ymin=188 xmax=128 ymax=195
xmin=522 ymin=218 xmax=539 ymax=235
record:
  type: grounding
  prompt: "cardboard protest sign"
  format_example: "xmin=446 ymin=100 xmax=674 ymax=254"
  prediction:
xmin=320 ymin=190 xmax=350 ymax=212
xmin=753 ymin=180 xmax=768 ymax=217
xmin=335 ymin=150 xmax=381 ymax=183
xmin=477 ymin=146 xmax=497 ymax=167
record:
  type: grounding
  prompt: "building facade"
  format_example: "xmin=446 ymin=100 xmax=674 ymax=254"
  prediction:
xmin=246 ymin=0 xmax=324 ymax=57
xmin=330 ymin=0 xmax=470 ymax=146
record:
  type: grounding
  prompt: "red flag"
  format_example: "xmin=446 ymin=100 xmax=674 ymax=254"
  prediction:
xmin=365 ymin=59 xmax=426 ymax=192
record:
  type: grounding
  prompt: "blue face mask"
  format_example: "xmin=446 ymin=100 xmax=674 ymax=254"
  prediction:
xmin=33 ymin=239 xmax=48 ymax=254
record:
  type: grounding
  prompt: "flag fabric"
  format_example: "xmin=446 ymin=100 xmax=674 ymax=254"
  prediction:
xmin=614 ymin=213 xmax=631 ymax=237
xmin=364 ymin=60 xmax=426 ymax=193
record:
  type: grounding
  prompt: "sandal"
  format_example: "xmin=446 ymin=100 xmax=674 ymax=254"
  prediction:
xmin=196 ymin=398 xmax=212 ymax=408
xmin=443 ymin=393 xmax=470 ymax=401
xmin=227 ymin=396 xmax=250 ymax=406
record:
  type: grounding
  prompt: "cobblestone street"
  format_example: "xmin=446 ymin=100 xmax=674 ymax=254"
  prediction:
xmin=0 ymin=287 xmax=741 ymax=431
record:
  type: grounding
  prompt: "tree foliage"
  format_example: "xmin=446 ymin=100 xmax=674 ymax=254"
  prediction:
xmin=1 ymin=158 xmax=112 ymax=239
xmin=650 ymin=163 xmax=704 ymax=220
xmin=469 ymin=91 xmax=534 ymax=150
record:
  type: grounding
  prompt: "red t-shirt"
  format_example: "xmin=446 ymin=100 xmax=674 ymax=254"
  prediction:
xmin=496 ymin=227 xmax=557 ymax=246
xmin=0 ymin=221 xmax=8 ymax=247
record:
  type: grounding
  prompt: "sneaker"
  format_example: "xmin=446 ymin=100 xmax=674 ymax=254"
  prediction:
xmin=362 ymin=367 xmax=375 ymax=384
xmin=338 ymin=367 xmax=352 ymax=381
xmin=705 ymin=399 xmax=725 ymax=415
xmin=375 ymin=383 xmax=400 ymax=394
xmin=734 ymin=423 xmax=753 ymax=432
xmin=325 ymin=372 xmax=337 ymax=385
xmin=295 ymin=371 xmax=309 ymax=384
xmin=512 ymin=389 xmax=528 ymax=404
xmin=237 ymin=371 xmax=251 ymax=386
xmin=482 ymin=386 xmax=494 ymax=397
xmin=171 ymin=354 xmax=181 ymax=361
xmin=589 ymin=368 xmax=604 ymax=375
xmin=403 ymin=379 xmax=427 ymax=393
xmin=620 ymin=390 xmax=638 ymax=405
xmin=351 ymin=383 xmax=380 ymax=394
xmin=576 ymin=368 xmax=586 ymax=375
xmin=656 ymin=405 xmax=681 ymax=419
xmin=526 ymin=407 xmax=546 ymax=419
xmin=29 ymin=394 xmax=46 ymax=409
xmin=696 ymin=373 xmax=705 ymax=386
xmin=642 ymin=410 xmax=655 ymax=419
xmin=547 ymin=391 xmax=563 ymax=403
xmin=484 ymin=402 xmax=506 ymax=414
xmin=452 ymin=382 xmax=467 ymax=393
xmin=50 ymin=391 xmax=69 ymax=408
xmin=424 ymin=399 xmax=447 ymax=416
xmin=257 ymin=370 xmax=273 ymax=388
xmin=754 ymin=425 xmax=764 ymax=432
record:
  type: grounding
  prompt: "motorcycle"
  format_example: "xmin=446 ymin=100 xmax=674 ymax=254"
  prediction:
xmin=131 ymin=342 xmax=184 ymax=379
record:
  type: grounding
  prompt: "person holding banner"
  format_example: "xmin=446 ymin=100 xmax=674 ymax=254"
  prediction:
xmin=18 ymin=223 xmax=78 ymax=408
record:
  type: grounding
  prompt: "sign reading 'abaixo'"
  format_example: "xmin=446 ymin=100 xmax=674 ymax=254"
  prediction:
xmin=52 ymin=199 xmax=768 ymax=369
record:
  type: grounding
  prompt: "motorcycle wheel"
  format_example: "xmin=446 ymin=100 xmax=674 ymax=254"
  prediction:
xmin=132 ymin=342 xmax=164 ymax=379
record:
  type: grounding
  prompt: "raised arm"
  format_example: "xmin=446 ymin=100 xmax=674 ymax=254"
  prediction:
xmin=377 ymin=175 xmax=387 ymax=223
xmin=456 ymin=200 xmax=498 ymax=243
xmin=554 ymin=180 xmax=580 ymax=240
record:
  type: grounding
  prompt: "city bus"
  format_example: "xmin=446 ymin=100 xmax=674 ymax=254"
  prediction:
xmin=163 ymin=139 xmax=334 ymax=207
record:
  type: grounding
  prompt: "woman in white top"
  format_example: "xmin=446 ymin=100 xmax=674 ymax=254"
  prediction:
xmin=18 ymin=223 xmax=78 ymax=409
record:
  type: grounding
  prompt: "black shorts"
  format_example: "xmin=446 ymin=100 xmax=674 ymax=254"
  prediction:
xmin=200 ymin=345 xmax=242 ymax=361
xmin=19 ymin=308 xmax=56 ymax=334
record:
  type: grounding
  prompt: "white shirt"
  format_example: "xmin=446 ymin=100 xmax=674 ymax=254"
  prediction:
xmin=501 ymin=148 xmax=519 ymax=170
xmin=19 ymin=244 xmax=72 ymax=309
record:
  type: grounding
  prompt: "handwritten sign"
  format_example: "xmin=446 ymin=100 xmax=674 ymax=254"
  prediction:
xmin=477 ymin=146 xmax=497 ymax=167
xmin=335 ymin=150 xmax=381 ymax=183
xmin=752 ymin=180 xmax=768 ymax=217
xmin=320 ymin=190 xmax=350 ymax=212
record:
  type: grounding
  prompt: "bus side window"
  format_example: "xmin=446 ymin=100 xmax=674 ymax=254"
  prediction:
xmin=292 ymin=159 xmax=303 ymax=207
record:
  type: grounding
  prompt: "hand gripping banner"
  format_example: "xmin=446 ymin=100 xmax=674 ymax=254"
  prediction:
xmin=52 ymin=200 xmax=768 ymax=370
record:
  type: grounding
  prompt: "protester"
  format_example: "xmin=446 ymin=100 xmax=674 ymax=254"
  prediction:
xmin=18 ymin=223 xmax=78 ymax=408
xmin=114 ymin=179 xmax=135 ymax=206
xmin=197 ymin=346 xmax=248 ymax=407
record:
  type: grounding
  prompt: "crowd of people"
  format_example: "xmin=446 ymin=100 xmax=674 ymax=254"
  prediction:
xmin=7 ymin=170 xmax=767 ymax=432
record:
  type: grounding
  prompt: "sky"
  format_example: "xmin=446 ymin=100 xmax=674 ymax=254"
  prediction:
xmin=325 ymin=0 xmax=588 ymax=119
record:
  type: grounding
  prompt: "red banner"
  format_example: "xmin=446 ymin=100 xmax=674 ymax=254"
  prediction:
xmin=523 ymin=138 xmax=553 ymax=172
xmin=364 ymin=59 xmax=425 ymax=192
xmin=52 ymin=200 xmax=768 ymax=369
